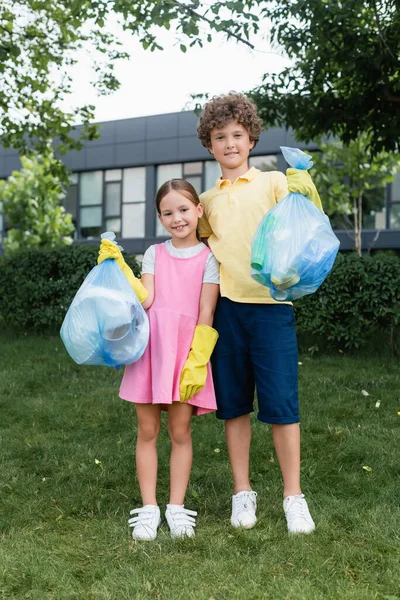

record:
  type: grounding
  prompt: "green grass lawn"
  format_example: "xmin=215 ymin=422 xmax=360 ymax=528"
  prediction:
xmin=0 ymin=332 xmax=399 ymax=600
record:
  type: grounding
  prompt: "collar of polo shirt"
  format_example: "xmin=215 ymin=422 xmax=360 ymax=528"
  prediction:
xmin=216 ymin=167 xmax=259 ymax=189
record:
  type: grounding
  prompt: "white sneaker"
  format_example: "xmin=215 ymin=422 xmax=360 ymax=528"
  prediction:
xmin=283 ymin=494 xmax=315 ymax=534
xmin=128 ymin=505 xmax=161 ymax=541
xmin=165 ymin=504 xmax=197 ymax=538
xmin=231 ymin=490 xmax=257 ymax=529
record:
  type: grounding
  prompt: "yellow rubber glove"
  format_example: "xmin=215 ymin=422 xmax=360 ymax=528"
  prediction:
xmin=286 ymin=168 xmax=323 ymax=212
xmin=179 ymin=324 xmax=219 ymax=403
xmin=98 ymin=239 xmax=148 ymax=303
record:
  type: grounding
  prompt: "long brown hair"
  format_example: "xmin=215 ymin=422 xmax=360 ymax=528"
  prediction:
xmin=155 ymin=178 xmax=201 ymax=214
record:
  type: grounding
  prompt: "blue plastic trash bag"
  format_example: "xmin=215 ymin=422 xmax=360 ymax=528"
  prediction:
xmin=251 ymin=146 xmax=340 ymax=301
xmin=60 ymin=234 xmax=149 ymax=367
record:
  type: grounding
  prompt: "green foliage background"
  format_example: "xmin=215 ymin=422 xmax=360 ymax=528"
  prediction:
xmin=0 ymin=247 xmax=398 ymax=352
xmin=0 ymin=244 xmax=141 ymax=331
xmin=295 ymin=252 xmax=400 ymax=352
xmin=0 ymin=150 xmax=75 ymax=255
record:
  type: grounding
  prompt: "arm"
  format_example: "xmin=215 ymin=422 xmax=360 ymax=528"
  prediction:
xmin=197 ymin=283 xmax=219 ymax=326
xmin=140 ymin=273 xmax=155 ymax=310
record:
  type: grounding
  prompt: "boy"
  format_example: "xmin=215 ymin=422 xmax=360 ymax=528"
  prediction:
xmin=197 ymin=93 xmax=322 ymax=534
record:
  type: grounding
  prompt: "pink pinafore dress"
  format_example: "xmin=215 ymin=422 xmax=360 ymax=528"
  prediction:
xmin=119 ymin=244 xmax=217 ymax=416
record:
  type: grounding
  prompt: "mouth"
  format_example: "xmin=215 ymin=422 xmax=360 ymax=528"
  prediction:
xmin=173 ymin=224 xmax=187 ymax=231
xmin=225 ymin=152 xmax=239 ymax=156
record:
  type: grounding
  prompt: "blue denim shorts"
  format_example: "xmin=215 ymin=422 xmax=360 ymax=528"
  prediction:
xmin=212 ymin=298 xmax=299 ymax=424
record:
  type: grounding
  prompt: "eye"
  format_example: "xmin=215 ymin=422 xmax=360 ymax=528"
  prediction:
xmin=181 ymin=208 xmax=188 ymax=212
xmin=163 ymin=212 xmax=172 ymax=216
xmin=235 ymin=133 xmax=242 ymax=138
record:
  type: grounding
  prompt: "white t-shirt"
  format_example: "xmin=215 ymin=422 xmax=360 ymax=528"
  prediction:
xmin=142 ymin=240 xmax=220 ymax=284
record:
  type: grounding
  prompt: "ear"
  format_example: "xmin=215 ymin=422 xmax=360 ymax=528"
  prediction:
xmin=249 ymin=139 xmax=255 ymax=150
xmin=197 ymin=203 xmax=204 ymax=218
xmin=157 ymin=213 xmax=163 ymax=223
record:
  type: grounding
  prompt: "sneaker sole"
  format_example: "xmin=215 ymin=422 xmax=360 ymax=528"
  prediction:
xmin=231 ymin=519 xmax=257 ymax=529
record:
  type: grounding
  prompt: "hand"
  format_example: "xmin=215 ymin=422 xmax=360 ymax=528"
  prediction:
xmin=97 ymin=239 xmax=148 ymax=303
xmin=98 ymin=238 xmax=125 ymax=267
xmin=286 ymin=168 xmax=323 ymax=211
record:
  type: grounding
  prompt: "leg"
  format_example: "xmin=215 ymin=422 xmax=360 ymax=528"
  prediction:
xmin=225 ymin=415 xmax=252 ymax=494
xmin=167 ymin=402 xmax=193 ymax=505
xmin=135 ymin=404 xmax=161 ymax=506
xmin=272 ymin=423 xmax=301 ymax=497
xmin=250 ymin=305 xmax=300 ymax=492
xmin=212 ymin=299 xmax=255 ymax=492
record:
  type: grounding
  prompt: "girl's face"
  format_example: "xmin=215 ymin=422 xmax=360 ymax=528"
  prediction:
xmin=208 ymin=120 xmax=254 ymax=172
xmin=158 ymin=190 xmax=203 ymax=244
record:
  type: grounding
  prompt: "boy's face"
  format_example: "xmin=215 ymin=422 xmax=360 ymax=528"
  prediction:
xmin=208 ymin=121 xmax=254 ymax=172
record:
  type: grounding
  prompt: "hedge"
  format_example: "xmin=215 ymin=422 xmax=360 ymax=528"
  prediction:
xmin=294 ymin=252 xmax=400 ymax=351
xmin=0 ymin=247 xmax=399 ymax=351
xmin=0 ymin=244 xmax=140 ymax=331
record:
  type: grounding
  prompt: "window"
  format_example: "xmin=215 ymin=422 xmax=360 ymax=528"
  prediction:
xmin=389 ymin=171 xmax=400 ymax=229
xmin=74 ymin=168 xmax=146 ymax=240
xmin=205 ymin=161 xmax=221 ymax=190
xmin=249 ymin=154 xmax=278 ymax=172
xmin=362 ymin=187 xmax=387 ymax=229
xmin=105 ymin=182 xmax=121 ymax=236
xmin=183 ymin=162 xmax=203 ymax=195
xmin=390 ymin=204 xmax=400 ymax=229
xmin=122 ymin=167 xmax=146 ymax=238
xmin=79 ymin=171 xmax=103 ymax=239
xmin=63 ymin=173 xmax=78 ymax=238
xmin=156 ymin=164 xmax=183 ymax=237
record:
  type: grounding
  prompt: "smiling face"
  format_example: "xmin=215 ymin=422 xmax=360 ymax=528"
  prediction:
xmin=158 ymin=189 xmax=203 ymax=245
xmin=208 ymin=120 xmax=255 ymax=174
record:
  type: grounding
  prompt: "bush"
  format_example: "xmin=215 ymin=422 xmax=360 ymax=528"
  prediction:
xmin=1 ymin=247 xmax=399 ymax=352
xmin=0 ymin=244 xmax=141 ymax=331
xmin=295 ymin=252 xmax=400 ymax=352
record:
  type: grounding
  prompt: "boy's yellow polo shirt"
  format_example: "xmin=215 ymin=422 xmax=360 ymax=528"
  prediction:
xmin=198 ymin=167 xmax=289 ymax=304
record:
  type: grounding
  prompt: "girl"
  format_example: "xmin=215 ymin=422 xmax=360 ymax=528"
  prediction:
xmin=98 ymin=179 xmax=220 ymax=541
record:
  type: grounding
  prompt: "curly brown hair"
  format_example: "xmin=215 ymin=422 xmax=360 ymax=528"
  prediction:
xmin=197 ymin=92 xmax=263 ymax=151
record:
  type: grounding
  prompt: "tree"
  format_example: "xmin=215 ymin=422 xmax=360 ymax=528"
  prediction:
xmin=2 ymin=1 xmax=399 ymax=158
xmin=0 ymin=148 xmax=74 ymax=255
xmin=0 ymin=0 xmax=259 ymax=156
xmin=250 ymin=1 xmax=400 ymax=155
xmin=310 ymin=135 xmax=400 ymax=255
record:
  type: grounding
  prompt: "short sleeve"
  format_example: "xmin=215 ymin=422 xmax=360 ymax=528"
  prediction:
xmin=198 ymin=212 xmax=213 ymax=238
xmin=274 ymin=171 xmax=289 ymax=204
xmin=141 ymin=245 xmax=156 ymax=275
xmin=203 ymin=252 xmax=220 ymax=284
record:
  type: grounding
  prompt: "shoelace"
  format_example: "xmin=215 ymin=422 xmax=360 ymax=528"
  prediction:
xmin=168 ymin=507 xmax=197 ymax=535
xmin=128 ymin=507 xmax=158 ymax=533
xmin=235 ymin=491 xmax=257 ymax=514
xmin=285 ymin=495 xmax=307 ymax=521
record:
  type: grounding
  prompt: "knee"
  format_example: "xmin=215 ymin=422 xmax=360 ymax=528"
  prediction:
xmin=138 ymin=420 xmax=160 ymax=443
xmin=169 ymin=423 xmax=192 ymax=446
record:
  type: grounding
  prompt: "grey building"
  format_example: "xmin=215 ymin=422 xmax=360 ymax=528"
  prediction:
xmin=0 ymin=110 xmax=399 ymax=253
